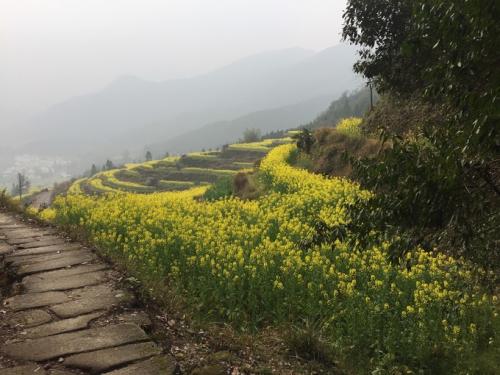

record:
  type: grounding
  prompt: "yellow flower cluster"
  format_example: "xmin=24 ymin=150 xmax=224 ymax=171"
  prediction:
xmin=51 ymin=144 xmax=496 ymax=371
xmin=335 ymin=117 xmax=363 ymax=137
xmin=228 ymin=137 xmax=293 ymax=152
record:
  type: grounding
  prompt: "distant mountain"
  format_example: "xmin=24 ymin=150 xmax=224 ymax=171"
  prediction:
xmin=17 ymin=44 xmax=361 ymax=165
xmin=148 ymin=95 xmax=334 ymax=155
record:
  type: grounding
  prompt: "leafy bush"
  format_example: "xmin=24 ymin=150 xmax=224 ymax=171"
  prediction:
xmin=351 ymin=135 xmax=500 ymax=272
xmin=292 ymin=128 xmax=315 ymax=154
xmin=203 ymin=176 xmax=234 ymax=201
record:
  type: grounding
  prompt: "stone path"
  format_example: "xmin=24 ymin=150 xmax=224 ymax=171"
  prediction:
xmin=0 ymin=212 xmax=177 ymax=374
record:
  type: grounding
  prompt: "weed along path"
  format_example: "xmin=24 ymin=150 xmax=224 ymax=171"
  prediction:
xmin=0 ymin=212 xmax=177 ymax=374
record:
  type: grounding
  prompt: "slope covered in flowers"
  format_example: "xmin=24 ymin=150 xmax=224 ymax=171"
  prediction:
xmin=70 ymin=136 xmax=293 ymax=195
xmin=49 ymin=144 xmax=496 ymax=372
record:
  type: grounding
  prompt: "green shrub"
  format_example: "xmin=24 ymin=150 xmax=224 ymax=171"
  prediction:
xmin=203 ymin=176 xmax=234 ymax=201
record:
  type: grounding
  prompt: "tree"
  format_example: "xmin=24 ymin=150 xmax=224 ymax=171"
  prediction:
xmin=145 ymin=151 xmax=152 ymax=161
xmin=90 ymin=164 xmax=98 ymax=176
xmin=343 ymin=0 xmax=499 ymax=157
xmin=293 ymin=129 xmax=315 ymax=154
xmin=164 ymin=151 xmax=170 ymax=158
xmin=104 ymin=159 xmax=115 ymax=170
xmin=12 ymin=173 xmax=30 ymax=200
xmin=342 ymin=0 xmax=415 ymax=93
xmin=342 ymin=0 xmax=500 ymax=267
xmin=242 ymin=128 xmax=261 ymax=143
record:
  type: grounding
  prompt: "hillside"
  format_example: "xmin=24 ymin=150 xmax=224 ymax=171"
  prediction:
xmin=70 ymin=134 xmax=295 ymax=195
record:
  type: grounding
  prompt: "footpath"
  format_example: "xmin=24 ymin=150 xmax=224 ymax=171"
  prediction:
xmin=0 ymin=212 xmax=177 ymax=374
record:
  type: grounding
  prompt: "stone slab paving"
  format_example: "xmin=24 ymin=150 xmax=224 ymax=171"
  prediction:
xmin=10 ymin=244 xmax=83 ymax=258
xmin=0 ymin=244 xmax=12 ymax=256
xmin=8 ymin=309 xmax=52 ymax=328
xmin=104 ymin=356 xmax=176 ymax=375
xmin=4 ymin=291 xmax=70 ymax=311
xmin=17 ymin=238 xmax=67 ymax=249
xmin=6 ymin=249 xmax=91 ymax=266
xmin=5 ymin=238 xmax=40 ymax=246
xmin=3 ymin=324 xmax=149 ymax=361
xmin=0 ymin=363 xmax=46 ymax=374
xmin=3 ymin=230 xmax=47 ymax=239
xmin=51 ymin=285 xmax=133 ymax=318
xmin=0 ymin=212 xmax=177 ymax=374
xmin=17 ymin=253 xmax=96 ymax=276
xmin=8 ymin=365 xmax=80 ymax=374
xmin=23 ymin=311 xmax=104 ymax=339
xmin=64 ymin=341 xmax=162 ymax=372
xmin=23 ymin=270 xmax=108 ymax=293
xmin=49 ymin=370 xmax=75 ymax=375
xmin=22 ymin=264 xmax=107 ymax=285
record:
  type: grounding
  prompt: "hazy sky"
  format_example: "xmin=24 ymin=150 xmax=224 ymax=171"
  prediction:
xmin=1 ymin=0 xmax=347 ymax=113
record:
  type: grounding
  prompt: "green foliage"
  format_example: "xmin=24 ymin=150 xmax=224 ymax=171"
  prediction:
xmin=0 ymin=188 xmax=21 ymax=212
xmin=351 ymin=136 xmax=500 ymax=271
xmin=342 ymin=0 xmax=500 ymax=271
xmin=343 ymin=0 xmax=500 ymax=166
xmin=103 ymin=159 xmax=115 ymax=170
xmin=145 ymin=150 xmax=153 ymax=161
xmin=285 ymin=319 xmax=334 ymax=365
xmin=293 ymin=128 xmax=315 ymax=154
xmin=343 ymin=0 xmax=415 ymax=92
xmin=242 ymin=128 xmax=262 ymax=143
xmin=203 ymin=176 xmax=234 ymax=201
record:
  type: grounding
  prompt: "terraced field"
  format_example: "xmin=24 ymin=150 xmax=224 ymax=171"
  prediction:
xmin=72 ymin=136 xmax=294 ymax=195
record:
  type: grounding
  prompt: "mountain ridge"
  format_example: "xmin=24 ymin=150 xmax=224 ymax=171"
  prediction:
xmin=15 ymin=43 xmax=361 ymax=168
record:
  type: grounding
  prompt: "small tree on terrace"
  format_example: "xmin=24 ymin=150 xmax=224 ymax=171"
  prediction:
xmin=104 ymin=159 xmax=115 ymax=170
xmin=242 ymin=128 xmax=261 ymax=143
xmin=145 ymin=151 xmax=153 ymax=161
xmin=90 ymin=164 xmax=98 ymax=176
xmin=11 ymin=173 xmax=30 ymax=200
